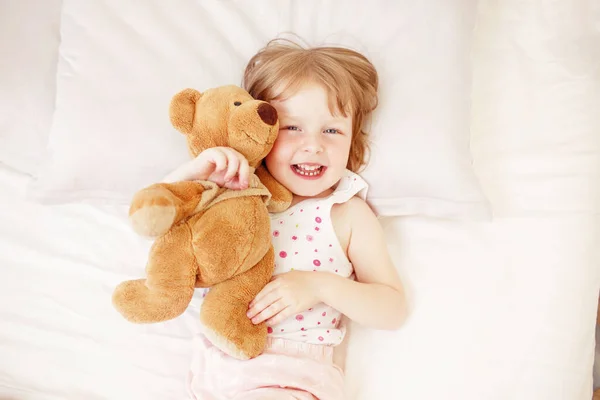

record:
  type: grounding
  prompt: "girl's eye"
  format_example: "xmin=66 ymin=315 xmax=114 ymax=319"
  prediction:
xmin=324 ymin=128 xmax=339 ymax=134
xmin=284 ymin=126 xmax=299 ymax=131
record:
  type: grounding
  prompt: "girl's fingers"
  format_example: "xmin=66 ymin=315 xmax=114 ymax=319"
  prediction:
xmin=197 ymin=147 xmax=251 ymax=189
xmin=211 ymin=151 xmax=228 ymax=172
xmin=266 ymin=306 xmax=294 ymax=327
xmin=250 ymin=299 xmax=289 ymax=325
xmin=223 ymin=150 xmax=240 ymax=182
xmin=238 ymin=157 xmax=250 ymax=188
xmin=249 ymin=280 xmax=279 ymax=309
xmin=248 ymin=284 xmax=281 ymax=318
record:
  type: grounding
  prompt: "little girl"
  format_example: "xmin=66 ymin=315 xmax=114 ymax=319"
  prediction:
xmin=166 ymin=39 xmax=407 ymax=400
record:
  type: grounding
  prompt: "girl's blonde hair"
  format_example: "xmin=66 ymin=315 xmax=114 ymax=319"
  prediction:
xmin=242 ymin=38 xmax=378 ymax=172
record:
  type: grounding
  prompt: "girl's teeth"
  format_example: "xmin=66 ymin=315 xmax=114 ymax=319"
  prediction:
xmin=298 ymin=164 xmax=319 ymax=171
xmin=294 ymin=164 xmax=323 ymax=176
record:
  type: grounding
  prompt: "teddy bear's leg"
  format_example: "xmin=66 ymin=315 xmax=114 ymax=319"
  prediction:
xmin=199 ymin=247 xmax=275 ymax=360
xmin=112 ymin=222 xmax=197 ymax=323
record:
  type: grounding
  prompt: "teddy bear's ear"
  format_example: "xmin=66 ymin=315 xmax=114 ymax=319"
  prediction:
xmin=169 ymin=89 xmax=203 ymax=135
xmin=255 ymin=164 xmax=293 ymax=213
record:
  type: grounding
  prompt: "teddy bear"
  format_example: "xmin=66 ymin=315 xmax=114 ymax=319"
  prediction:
xmin=112 ymin=85 xmax=292 ymax=360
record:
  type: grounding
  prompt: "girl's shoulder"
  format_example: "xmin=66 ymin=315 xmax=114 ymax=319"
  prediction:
xmin=330 ymin=170 xmax=369 ymax=202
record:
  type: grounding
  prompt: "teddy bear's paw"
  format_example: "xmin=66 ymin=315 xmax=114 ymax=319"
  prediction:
xmin=129 ymin=202 xmax=177 ymax=238
xmin=201 ymin=326 xmax=253 ymax=360
xmin=129 ymin=185 xmax=180 ymax=237
xmin=201 ymin=324 xmax=268 ymax=361
xmin=200 ymin=309 xmax=267 ymax=360
xmin=112 ymin=279 xmax=191 ymax=323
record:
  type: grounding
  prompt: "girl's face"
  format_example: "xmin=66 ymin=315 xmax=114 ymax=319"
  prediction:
xmin=266 ymin=84 xmax=353 ymax=199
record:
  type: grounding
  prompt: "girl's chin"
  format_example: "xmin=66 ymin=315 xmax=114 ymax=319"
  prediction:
xmin=285 ymin=179 xmax=336 ymax=199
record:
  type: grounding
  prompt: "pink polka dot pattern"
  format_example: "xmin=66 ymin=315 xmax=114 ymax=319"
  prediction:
xmin=266 ymin=170 xmax=366 ymax=346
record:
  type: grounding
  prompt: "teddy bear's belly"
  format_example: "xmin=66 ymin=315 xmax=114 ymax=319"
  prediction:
xmin=189 ymin=196 xmax=272 ymax=286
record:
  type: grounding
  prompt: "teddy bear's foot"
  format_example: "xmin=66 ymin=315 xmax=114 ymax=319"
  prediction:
xmin=199 ymin=250 xmax=275 ymax=360
xmin=112 ymin=279 xmax=194 ymax=323
xmin=200 ymin=323 xmax=264 ymax=361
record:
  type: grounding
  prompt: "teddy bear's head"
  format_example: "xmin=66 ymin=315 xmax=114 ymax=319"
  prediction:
xmin=169 ymin=85 xmax=279 ymax=168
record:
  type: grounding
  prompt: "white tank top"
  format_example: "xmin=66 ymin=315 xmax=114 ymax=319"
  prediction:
xmin=267 ymin=169 xmax=368 ymax=346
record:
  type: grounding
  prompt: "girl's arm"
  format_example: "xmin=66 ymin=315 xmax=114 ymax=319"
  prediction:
xmin=247 ymin=197 xmax=408 ymax=331
xmin=316 ymin=197 xmax=407 ymax=330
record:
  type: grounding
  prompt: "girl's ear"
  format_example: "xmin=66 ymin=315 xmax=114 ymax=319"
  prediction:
xmin=255 ymin=163 xmax=293 ymax=212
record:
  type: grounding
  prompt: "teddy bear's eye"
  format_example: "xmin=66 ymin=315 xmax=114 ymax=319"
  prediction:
xmin=234 ymin=101 xmax=242 ymax=106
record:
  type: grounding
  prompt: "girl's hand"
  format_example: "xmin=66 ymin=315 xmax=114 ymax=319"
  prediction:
xmin=162 ymin=147 xmax=250 ymax=190
xmin=247 ymin=270 xmax=323 ymax=326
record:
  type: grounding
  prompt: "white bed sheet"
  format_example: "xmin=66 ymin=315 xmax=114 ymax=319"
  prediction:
xmin=343 ymin=216 xmax=599 ymax=400
xmin=0 ymin=165 xmax=200 ymax=399
xmin=1 ymin=163 xmax=598 ymax=400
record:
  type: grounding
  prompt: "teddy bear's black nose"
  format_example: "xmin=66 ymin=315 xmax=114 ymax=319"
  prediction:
xmin=257 ymin=103 xmax=278 ymax=126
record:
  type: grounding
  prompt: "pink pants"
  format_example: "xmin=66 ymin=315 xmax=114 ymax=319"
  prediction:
xmin=187 ymin=335 xmax=346 ymax=400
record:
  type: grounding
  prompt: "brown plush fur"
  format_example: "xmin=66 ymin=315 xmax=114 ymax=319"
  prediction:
xmin=112 ymin=85 xmax=291 ymax=360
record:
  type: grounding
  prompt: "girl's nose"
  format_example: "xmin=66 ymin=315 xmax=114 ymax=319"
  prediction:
xmin=301 ymin=133 xmax=324 ymax=154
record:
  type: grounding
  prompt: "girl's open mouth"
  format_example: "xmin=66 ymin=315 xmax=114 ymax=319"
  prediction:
xmin=291 ymin=163 xmax=326 ymax=179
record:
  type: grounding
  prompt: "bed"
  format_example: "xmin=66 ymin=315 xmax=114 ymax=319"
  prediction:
xmin=1 ymin=1 xmax=599 ymax=399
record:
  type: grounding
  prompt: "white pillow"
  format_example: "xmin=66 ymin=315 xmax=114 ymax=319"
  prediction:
xmin=31 ymin=0 xmax=490 ymax=219
xmin=471 ymin=0 xmax=600 ymax=216
xmin=0 ymin=0 xmax=62 ymax=175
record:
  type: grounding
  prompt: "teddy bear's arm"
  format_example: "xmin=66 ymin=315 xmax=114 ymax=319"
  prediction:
xmin=255 ymin=164 xmax=293 ymax=213
xmin=129 ymin=181 xmax=206 ymax=237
